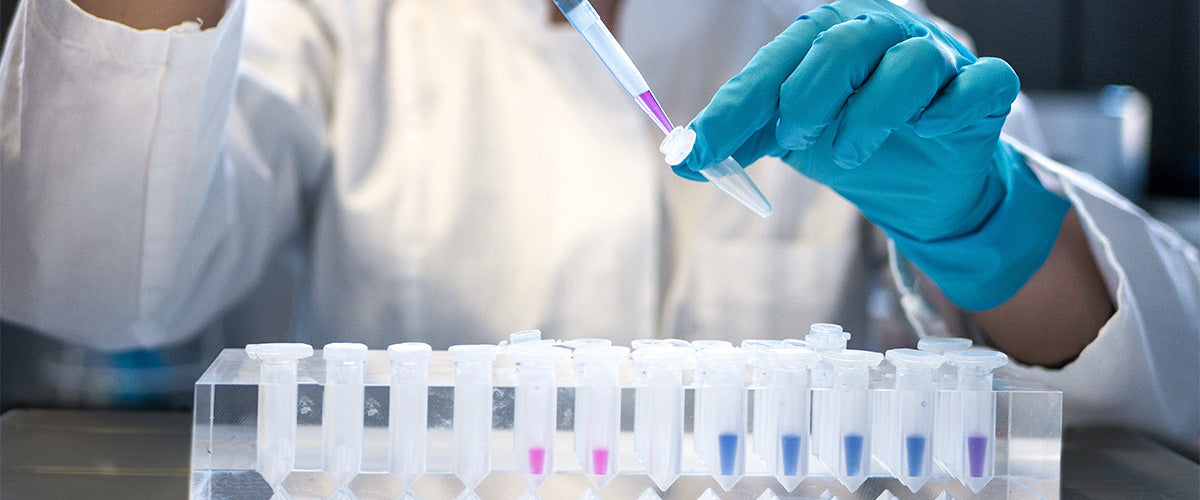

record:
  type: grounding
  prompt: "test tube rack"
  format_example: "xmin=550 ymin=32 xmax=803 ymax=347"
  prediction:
xmin=190 ymin=346 xmax=1060 ymax=500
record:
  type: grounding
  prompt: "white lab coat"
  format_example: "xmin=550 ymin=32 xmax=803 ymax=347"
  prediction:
xmin=1 ymin=0 xmax=1197 ymax=457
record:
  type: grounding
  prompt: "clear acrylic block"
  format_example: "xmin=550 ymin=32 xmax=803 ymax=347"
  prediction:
xmin=190 ymin=348 xmax=1060 ymax=500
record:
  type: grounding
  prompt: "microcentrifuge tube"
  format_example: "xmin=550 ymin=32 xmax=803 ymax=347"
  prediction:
xmin=766 ymin=347 xmax=820 ymax=491
xmin=945 ymin=350 xmax=1007 ymax=493
xmin=572 ymin=345 xmax=628 ymax=490
xmin=740 ymin=339 xmax=781 ymax=470
xmin=695 ymin=347 xmax=750 ymax=491
xmin=690 ymin=340 xmax=733 ymax=467
xmin=449 ymin=345 xmax=500 ymax=492
xmin=806 ymin=324 xmax=849 ymax=475
xmin=820 ymin=349 xmax=883 ymax=492
xmin=387 ymin=343 xmax=432 ymax=492
xmin=321 ymin=343 xmax=368 ymax=490
xmin=916 ymin=337 xmax=972 ymax=479
xmin=884 ymin=349 xmax=945 ymax=492
xmin=631 ymin=345 xmax=692 ymax=491
xmin=507 ymin=344 xmax=572 ymax=490
xmin=628 ymin=345 xmax=696 ymax=489
xmin=246 ymin=343 xmax=313 ymax=492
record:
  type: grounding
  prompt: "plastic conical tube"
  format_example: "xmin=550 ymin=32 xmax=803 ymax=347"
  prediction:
xmin=740 ymin=339 xmax=781 ymax=470
xmin=807 ymin=324 xmax=849 ymax=477
xmin=661 ymin=126 xmax=772 ymax=218
xmin=631 ymin=346 xmax=693 ymax=491
xmin=946 ymin=350 xmax=1008 ymax=493
xmin=572 ymin=346 xmax=629 ymax=490
xmin=246 ymin=343 xmax=313 ymax=492
xmin=767 ymin=347 xmax=820 ymax=491
xmin=321 ymin=343 xmax=368 ymax=490
xmin=507 ymin=344 xmax=572 ymax=490
xmin=820 ymin=349 xmax=883 ymax=492
xmin=694 ymin=347 xmax=750 ymax=491
xmin=884 ymin=349 xmax=945 ymax=492
xmin=449 ymin=345 xmax=500 ymax=492
xmin=916 ymin=337 xmax=973 ymax=475
xmin=388 ymin=343 xmax=433 ymax=492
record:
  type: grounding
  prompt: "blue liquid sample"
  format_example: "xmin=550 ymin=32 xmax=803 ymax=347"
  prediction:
xmin=843 ymin=433 xmax=864 ymax=476
xmin=780 ymin=434 xmax=802 ymax=476
xmin=906 ymin=434 xmax=927 ymax=477
xmin=718 ymin=433 xmax=739 ymax=476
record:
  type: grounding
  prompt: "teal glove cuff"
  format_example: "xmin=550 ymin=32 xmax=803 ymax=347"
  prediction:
xmin=886 ymin=142 xmax=1070 ymax=311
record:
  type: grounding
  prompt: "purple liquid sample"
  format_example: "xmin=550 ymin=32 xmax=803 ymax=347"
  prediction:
xmin=592 ymin=448 xmax=609 ymax=475
xmin=780 ymin=434 xmax=802 ymax=476
xmin=843 ymin=433 xmax=864 ymax=476
xmin=967 ymin=435 xmax=989 ymax=477
xmin=906 ymin=434 xmax=927 ymax=477
xmin=529 ymin=446 xmax=546 ymax=475
xmin=717 ymin=432 xmax=739 ymax=476
xmin=635 ymin=90 xmax=673 ymax=134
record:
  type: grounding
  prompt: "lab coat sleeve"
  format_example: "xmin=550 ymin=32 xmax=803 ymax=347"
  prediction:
xmin=0 ymin=0 xmax=333 ymax=349
xmin=1002 ymin=140 xmax=1200 ymax=459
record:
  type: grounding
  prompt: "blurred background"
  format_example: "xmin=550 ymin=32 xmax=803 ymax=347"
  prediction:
xmin=1 ymin=0 xmax=1197 ymax=412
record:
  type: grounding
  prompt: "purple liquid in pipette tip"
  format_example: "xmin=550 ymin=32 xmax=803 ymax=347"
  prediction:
xmin=967 ymin=435 xmax=989 ymax=477
xmin=635 ymin=90 xmax=673 ymax=134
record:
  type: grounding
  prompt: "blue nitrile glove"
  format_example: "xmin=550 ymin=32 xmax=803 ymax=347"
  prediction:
xmin=674 ymin=0 xmax=1070 ymax=311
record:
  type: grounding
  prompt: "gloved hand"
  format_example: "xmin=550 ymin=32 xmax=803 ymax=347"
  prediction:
xmin=674 ymin=0 xmax=1070 ymax=311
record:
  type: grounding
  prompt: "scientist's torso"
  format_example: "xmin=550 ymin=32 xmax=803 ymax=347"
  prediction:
xmin=247 ymin=0 xmax=871 ymax=347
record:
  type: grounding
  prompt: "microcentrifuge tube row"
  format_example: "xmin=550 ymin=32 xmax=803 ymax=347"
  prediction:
xmin=244 ymin=325 xmax=1008 ymax=498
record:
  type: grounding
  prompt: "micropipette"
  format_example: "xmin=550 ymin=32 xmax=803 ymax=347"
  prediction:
xmin=246 ymin=343 xmax=313 ymax=495
xmin=884 ymin=348 xmax=945 ymax=492
xmin=694 ymin=346 xmax=750 ymax=491
xmin=945 ymin=349 xmax=1008 ymax=493
xmin=740 ymin=339 xmax=781 ymax=470
xmin=387 ymin=342 xmax=433 ymax=494
xmin=550 ymin=0 xmax=773 ymax=218
xmin=448 ymin=345 xmax=500 ymax=493
xmin=507 ymin=344 xmax=572 ymax=490
xmin=766 ymin=347 xmax=820 ymax=491
xmin=321 ymin=343 xmax=368 ymax=491
xmin=820 ymin=349 xmax=883 ymax=492
xmin=572 ymin=345 xmax=629 ymax=490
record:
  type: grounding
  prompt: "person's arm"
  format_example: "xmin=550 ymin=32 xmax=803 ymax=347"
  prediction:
xmin=72 ymin=0 xmax=225 ymax=29
xmin=1 ymin=0 xmax=331 ymax=350
xmin=973 ymin=208 xmax=1112 ymax=366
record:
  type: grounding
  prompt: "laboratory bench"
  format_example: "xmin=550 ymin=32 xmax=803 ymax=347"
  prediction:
xmin=1 ymin=409 xmax=1197 ymax=499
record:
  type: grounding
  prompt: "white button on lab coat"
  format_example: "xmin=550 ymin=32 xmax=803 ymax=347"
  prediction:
xmin=1 ymin=0 xmax=1196 ymax=458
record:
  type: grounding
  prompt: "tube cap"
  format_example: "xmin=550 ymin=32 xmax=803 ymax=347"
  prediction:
xmin=885 ymin=348 xmax=945 ymax=371
xmin=322 ymin=342 xmax=368 ymax=362
xmin=946 ymin=349 xmax=1008 ymax=373
xmin=806 ymin=323 xmax=851 ymax=352
xmin=822 ymin=349 xmax=884 ymax=368
xmin=246 ymin=343 xmax=313 ymax=361
xmin=387 ymin=342 xmax=432 ymax=363
xmin=772 ymin=347 xmax=820 ymax=370
xmin=916 ymin=337 xmax=974 ymax=355
xmin=448 ymin=344 xmax=500 ymax=362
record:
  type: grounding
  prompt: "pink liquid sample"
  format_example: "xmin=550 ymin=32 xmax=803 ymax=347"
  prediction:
xmin=591 ymin=448 xmax=610 ymax=475
xmin=635 ymin=90 xmax=673 ymax=134
xmin=528 ymin=446 xmax=547 ymax=475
